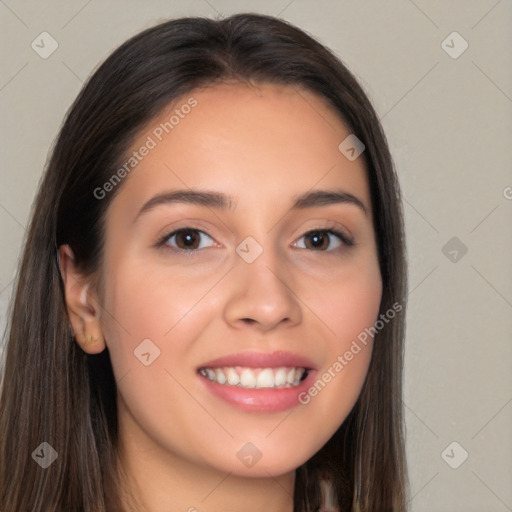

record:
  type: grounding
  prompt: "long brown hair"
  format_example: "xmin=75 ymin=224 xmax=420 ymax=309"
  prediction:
xmin=0 ymin=13 xmax=408 ymax=511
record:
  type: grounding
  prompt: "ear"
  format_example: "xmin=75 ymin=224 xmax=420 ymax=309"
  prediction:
xmin=57 ymin=244 xmax=106 ymax=354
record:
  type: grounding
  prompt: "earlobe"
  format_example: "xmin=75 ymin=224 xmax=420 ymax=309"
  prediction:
xmin=57 ymin=244 xmax=106 ymax=354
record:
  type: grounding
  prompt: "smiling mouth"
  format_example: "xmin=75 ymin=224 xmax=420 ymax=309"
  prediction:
xmin=198 ymin=366 xmax=310 ymax=389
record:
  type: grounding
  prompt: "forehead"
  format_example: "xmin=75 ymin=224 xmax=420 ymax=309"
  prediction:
xmin=107 ymin=81 xmax=371 ymax=218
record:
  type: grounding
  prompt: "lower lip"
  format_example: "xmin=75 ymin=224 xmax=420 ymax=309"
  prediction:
xmin=197 ymin=370 xmax=316 ymax=413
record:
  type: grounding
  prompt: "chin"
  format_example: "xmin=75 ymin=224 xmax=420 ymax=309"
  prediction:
xmin=203 ymin=441 xmax=315 ymax=478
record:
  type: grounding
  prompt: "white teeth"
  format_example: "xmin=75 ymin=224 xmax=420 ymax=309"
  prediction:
xmin=256 ymin=368 xmax=274 ymax=388
xmin=240 ymin=369 xmax=256 ymax=388
xmin=274 ymin=367 xmax=287 ymax=387
xmin=199 ymin=366 xmax=308 ymax=389
xmin=215 ymin=368 xmax=226 ymax=384
xmin=227 ymin=367 xmax=239 ymax=386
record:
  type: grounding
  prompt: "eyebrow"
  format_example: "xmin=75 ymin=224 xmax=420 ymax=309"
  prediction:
xmin=134 ymin=188 xmax=367 ymax=222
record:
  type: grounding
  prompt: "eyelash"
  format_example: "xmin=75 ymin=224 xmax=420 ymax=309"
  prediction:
xmin=155 ymin=225 xmax=354 ymax=255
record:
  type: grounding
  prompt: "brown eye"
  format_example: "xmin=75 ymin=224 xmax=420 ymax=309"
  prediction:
xmin=304 ymin=231 xmax=330 ymax=250
xmin=295 ymin=229 xmax=351 ymax=252
xmin=164 ymin=228 xmax=214 ymax=251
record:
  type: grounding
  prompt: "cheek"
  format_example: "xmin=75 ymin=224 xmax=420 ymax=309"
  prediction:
xmin=97 ymin=263 xmax=226 ymax=464
xmin=291 ymin=253 xmax=382 ymax=430
xmin=306 ymin=251 xmax=383 ymax=351
xmin=102 ymin=255 xmax=219 ymax=336
xmin=98 ymin=258 xmax=222 ymax=384
xmin=323 ymin=269 xmax=382 ymax=345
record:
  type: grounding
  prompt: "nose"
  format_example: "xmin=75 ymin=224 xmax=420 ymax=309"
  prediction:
xmin=223 ymin=247 xmax=302 ymax=333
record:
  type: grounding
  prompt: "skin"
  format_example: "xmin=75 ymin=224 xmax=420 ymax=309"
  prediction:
xmin=59 ymin=81 xmax=382 ymax=512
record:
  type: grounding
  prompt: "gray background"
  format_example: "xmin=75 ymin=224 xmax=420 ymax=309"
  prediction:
xmin=1 ymin=1 xmax=511 ymax=510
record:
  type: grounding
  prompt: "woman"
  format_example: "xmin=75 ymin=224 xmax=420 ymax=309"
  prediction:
xmin=0 ymin=13 xmax=408 ymax=511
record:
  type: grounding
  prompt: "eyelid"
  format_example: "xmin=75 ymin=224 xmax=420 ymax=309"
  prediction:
xmin=155 ymin=227 xmax=217 ymax=253
xmin=292 ymin=227 xmax=354 ymax=252
xmin=296 ymin=222 xmax=354 ymax=245
xmin=153 ymin=219 xmax=221 ymax=246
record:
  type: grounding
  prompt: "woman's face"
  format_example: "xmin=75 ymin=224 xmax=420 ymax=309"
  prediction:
xmin=96 ymin=82 xmax=382 ymax=477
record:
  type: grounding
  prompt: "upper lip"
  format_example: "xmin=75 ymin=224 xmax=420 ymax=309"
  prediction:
xmin=198 ymin=351 xmax=316 ymax=370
